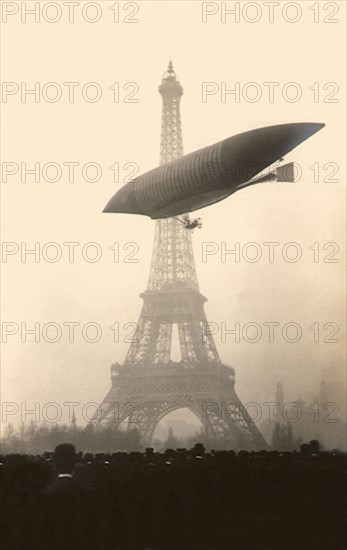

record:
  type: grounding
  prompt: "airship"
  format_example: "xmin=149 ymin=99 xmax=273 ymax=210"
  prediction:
xmin=104 ymin=123 xmax=324 ymax=219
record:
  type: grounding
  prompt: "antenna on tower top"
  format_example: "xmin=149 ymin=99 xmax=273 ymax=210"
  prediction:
xmin=162 ymin=59 xmax=177 ymax=82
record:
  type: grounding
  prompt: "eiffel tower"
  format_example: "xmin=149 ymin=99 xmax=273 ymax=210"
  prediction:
xmin=96 ymin=62 xmax=267 ymax=450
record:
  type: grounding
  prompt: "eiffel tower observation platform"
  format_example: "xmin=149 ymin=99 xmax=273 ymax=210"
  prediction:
xmin=95 ymin=62 xmax=267 ymax=451
xmin=109 ymin=360 xmax=235 ymax=386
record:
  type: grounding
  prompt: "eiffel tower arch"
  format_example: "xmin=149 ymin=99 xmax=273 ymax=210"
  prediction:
xmin=95 ymin=62 xmax=267 ymax=451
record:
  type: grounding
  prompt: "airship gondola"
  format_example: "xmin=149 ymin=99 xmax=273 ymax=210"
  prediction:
xmin=104 ymin=122 xmax=324 ymax=219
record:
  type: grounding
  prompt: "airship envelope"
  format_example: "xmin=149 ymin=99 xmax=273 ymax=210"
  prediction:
xmin=104 ymin=122 xmax=324 ymax=219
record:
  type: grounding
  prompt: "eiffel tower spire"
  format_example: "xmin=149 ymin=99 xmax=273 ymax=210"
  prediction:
xmin=124 ymin=63 xmax=219 ymax=367
xmin=159 ymin=60 xmax=183 ymax=164
xmin=95 ymin=63 xmax=267 ymax=451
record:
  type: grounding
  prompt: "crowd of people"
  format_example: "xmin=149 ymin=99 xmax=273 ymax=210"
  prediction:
xmin=0 ymin=441 xmax=345 ymax=550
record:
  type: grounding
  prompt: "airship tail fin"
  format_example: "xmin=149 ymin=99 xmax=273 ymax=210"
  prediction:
xmin=276 ymin=162 xmax=295 ymax=182
xmin=240 ymin=162 xmax=297 ymax=189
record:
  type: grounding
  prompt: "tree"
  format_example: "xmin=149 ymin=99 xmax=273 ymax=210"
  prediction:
xmin=272 ymin=422 xmax=281 ymax=449
xmin=286 ymin=422 xmax=294 ymax=450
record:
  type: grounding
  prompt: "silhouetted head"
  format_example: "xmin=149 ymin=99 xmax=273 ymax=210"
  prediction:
xmin=193 ymin=443 xmax=205 ymax=457
xmin=309 ymin=440 xmax=320 ymax=454
xmin=54 ymin=443 xmax=76 ymax=474
xmin=145 ymin=447 xmax=154 ymax=457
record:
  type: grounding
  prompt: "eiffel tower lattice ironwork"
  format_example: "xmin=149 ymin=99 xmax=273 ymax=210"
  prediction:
xmin=96 ymin=62 xmax=267 ymax=450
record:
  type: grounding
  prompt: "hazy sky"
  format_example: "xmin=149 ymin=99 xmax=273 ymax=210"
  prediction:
xmin=1 ymin=1 xmax=346 ymax=430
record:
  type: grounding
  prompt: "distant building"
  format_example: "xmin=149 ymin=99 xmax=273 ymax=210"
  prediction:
xmin=261 ymin=380 xmax=346 ymax=451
